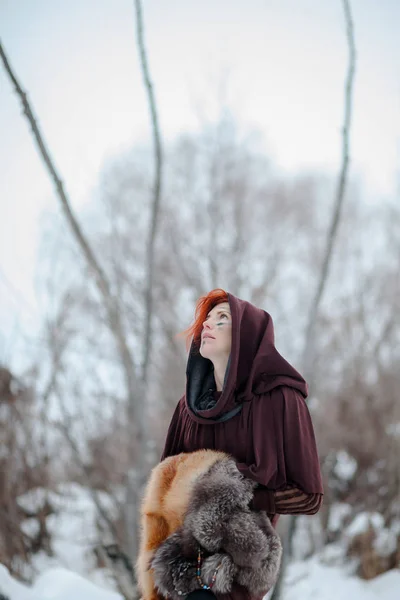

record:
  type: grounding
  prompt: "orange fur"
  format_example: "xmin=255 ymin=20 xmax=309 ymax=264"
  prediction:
xmin=136 ymin=450 xmax=228 ymax=600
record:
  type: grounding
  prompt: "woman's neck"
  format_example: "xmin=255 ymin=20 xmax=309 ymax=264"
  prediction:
xmin=212 ymin=357 xmax=229 ymax=392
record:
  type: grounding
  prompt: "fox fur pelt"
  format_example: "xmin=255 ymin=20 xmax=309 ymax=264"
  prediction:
xmin=136 ymin=449 xmax=282 ymax=600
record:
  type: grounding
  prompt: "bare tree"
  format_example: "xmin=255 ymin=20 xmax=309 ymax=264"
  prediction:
xmin=0 ymin=44 xmax=139 ymax=587
xmin=271 ymin=2 xmax=357 ymax=598
xmin=302 ymin=0 xmax=357 ymax=386
xmin=134 ymin=0 xmax=164 ymax=388
xmin=1 ymin=0 xmax=163 ymax=589
xmin=0 ymin=366 xmax=51 ymax=580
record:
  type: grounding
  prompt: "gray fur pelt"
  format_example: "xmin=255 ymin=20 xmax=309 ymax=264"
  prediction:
xmin=151 ymin=456 xmax=282 ymax=599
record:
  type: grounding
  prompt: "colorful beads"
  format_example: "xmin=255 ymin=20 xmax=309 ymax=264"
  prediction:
xmin=173 ymin=547 xmax=222 ymax=596
xmin=195 ymin=548 xmax=222 ymax=591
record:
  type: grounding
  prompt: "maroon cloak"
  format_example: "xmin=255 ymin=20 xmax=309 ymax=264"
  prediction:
xmin=160 ymin=293 xmax=323 ymax=599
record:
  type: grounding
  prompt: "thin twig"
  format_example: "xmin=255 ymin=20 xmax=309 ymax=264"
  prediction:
xmin=134 ymin=0 xmax=163 ymax=387
xmin=303 ymin=0 xmax=356 ymax=383
xmin=0 ymin=38 xmax=138 ymax=438
xmin=0 ymin=42 xmax=109 ymax=305
xmin=0 ymin=38 xmax=142 ymax=566
xmin=53 ymin=381 xmax=122 ymax=552
xmin=271 ymin=3 xmax=357 ymax=599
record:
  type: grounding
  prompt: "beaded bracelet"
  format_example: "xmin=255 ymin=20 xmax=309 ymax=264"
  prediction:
xmin=173 ymin=547 xmax=222 ymax=596
xmin=196 ymin=547 xmax=222 ymax=590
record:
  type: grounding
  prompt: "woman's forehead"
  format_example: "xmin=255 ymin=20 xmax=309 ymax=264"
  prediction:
xmin=209 ymin=302 xmax=230 ymax=314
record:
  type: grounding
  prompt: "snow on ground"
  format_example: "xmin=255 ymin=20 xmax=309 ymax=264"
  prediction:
xmin=3 ymin=486 xmax=398 ymax=600
xmin=283 ymin=556 xmax=400 ymax=600
xmin=0 ymin=565 xmax=122 ymax=600
xmin=1 ymin=559 xmax=399 ymax=600
xmin=16 ymin=483 xmax=119 ymax=583
xmin=346 ymin=511 xmax=384 ymax=537
xmin=0 ymin=565 xmax=32 ymax=600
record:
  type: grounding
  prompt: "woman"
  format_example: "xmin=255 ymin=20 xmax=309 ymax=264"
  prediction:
xmin=157 ymin=288 xmax=323 ymax=599
xmin=161 ymin=289 xmax=323 ymax=520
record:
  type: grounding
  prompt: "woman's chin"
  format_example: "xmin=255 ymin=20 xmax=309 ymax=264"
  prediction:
xmin=199 ymin=347 xmax=213 ymax=360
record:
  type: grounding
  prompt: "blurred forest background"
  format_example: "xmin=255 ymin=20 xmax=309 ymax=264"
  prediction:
xmin=1 ymin=1 xmax=399 ymax=599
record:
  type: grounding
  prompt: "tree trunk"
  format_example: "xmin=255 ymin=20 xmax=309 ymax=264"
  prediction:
xmin=270 ymin=1 xmax=357 ymax=598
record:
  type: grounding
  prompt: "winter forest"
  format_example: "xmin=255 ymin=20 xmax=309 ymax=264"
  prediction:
xmin=0 ymin=1 xmax=399 ymax=599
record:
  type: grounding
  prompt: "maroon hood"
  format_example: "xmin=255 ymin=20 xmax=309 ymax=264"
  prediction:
xmin=185 ymin=292 xmax=307 ymax=424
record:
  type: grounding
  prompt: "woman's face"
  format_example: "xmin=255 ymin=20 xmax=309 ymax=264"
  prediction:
xmin=200 ymin=302 xmax=232 ymax=361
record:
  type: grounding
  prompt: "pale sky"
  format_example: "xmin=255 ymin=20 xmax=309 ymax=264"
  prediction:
xmin=1 ymin=0 xmax=399 ymax=361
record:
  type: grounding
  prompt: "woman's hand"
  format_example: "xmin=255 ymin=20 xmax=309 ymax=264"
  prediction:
xmin=151 ymin=531 xmax=198 ymax=600
xmin=201 ymin=552 xmax=237 ymax=594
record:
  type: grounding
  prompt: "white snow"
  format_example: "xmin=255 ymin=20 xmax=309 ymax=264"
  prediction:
xmin=328 ymin=502 xmax=353 ymax=533
xmin=0 ymin=565 xmax=33 ymax=600
xmin=3 ymin=483 xmax=398 ymax=600
xmin=346 ymin=512 xmax=384 ymax=537
xmin=373 ymin=528 xmax=398 ymax=558
xmin=333 ymin=450 xmax=358 ymax=481
xmin=318 ymin=542 xmax=350 ymax=567
xmin=283 ymin=557 xmax=400 ymax=600
xmin=32 ymin=568 xmax=122 ymax=600
xmin=0 ymin=565 xmax=122 ymax=600
xmin=20 ymin=519 xmax=40 ymax=539
xmin=2 ymin=558 xmax=400 ymax=600
xmin=17 ymin=483 xmax=118 ymax=580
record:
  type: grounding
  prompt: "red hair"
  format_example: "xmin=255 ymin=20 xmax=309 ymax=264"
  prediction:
xmin=181 ymin=288 xmax=229 ymax=349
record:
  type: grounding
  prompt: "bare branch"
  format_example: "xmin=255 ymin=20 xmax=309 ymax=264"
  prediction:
xmin=271 ymin=3 xmax=357 ymax=599
xmin=57 ymin=420 xmax=120 ymax=543
xmin=0 ymin=42 xmax=110 ymax=307
xmin=54 ymin=388 xmax=137 ymax=598
xmin=0 ymin=40 xmax=138 ymax=423
xmin=302 ymin=0 xmax=356 ymax=382
xmin=134 ymin=0 xmax=163 ymax=386
xmin=0 ymin=39 xmax=144 ymax=563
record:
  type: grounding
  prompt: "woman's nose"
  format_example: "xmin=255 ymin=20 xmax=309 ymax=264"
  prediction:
xmin=203 ymin=320 xmax=212 ymax=330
